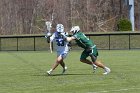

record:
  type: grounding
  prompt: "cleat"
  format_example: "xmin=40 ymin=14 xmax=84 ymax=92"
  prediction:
xmin=93 ymin=65 xmax=98 ymax=70
xmin=62 ymin=66 xmax=67 ymax=74
xmin=47 ymin=71 xmax=52 ymax=75
xmin=92 ymin=64 xmax=98 ymax=73
xmin=103 ymin=67 xmax=111 ymax=75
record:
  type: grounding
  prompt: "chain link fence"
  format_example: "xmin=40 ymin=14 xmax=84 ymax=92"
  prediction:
xmin=0 ymin=32 xmax=140 ymax=51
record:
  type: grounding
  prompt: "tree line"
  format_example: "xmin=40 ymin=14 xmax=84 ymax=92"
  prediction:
xmin=0 ymin=0 xmax=140 ymax=35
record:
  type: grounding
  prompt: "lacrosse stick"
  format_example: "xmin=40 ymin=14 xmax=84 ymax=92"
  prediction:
xmin=45 ymin=11 xmax=54 ymax=37
xmin=45 ymin=13 xmax=55 ymax=53
xmin=45 ymin=21 xmax=53 ymax=53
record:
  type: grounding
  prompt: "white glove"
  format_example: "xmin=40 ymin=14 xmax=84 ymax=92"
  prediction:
xmin=45 ymin=32 xmax=51 ymax=38
xmin=47 ymin=32 xmax=51 ymax=36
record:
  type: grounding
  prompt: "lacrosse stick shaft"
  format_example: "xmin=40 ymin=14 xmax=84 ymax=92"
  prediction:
xmin=45 ymin=12 xmax=54 ymax=52
xmin=45 ymin=21 xmax=53 ymax=53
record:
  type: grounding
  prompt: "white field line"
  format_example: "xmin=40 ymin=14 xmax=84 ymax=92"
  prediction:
xmin=87 ymin=87 xmax=140 ymax=93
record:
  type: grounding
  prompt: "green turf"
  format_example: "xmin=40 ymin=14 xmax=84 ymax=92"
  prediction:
xmin=0 ymin=50 xmax=140 ymax=93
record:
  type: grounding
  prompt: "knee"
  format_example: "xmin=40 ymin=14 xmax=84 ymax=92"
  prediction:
xmin=80 ymin=59 xmax=85 ymax=63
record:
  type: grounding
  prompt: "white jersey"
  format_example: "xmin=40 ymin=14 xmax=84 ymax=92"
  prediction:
xmin=50 ymin=32 xmax=69 ymax=53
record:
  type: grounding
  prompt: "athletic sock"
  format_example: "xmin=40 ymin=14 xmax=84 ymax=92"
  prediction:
xmin=49 ymin=69 xmax=53 ymax=72
xmin=93 ymin=64 xmax=98 ymax=68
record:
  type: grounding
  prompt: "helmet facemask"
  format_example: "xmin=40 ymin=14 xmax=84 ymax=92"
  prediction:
xmin=56 ymin=24 xmax=64 ymax=34
xmin=70 ymin=26 xmax=80 ymax=34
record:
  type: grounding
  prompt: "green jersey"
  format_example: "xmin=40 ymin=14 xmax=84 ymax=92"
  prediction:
xmin=73 ymin=31 xmax=95 ymax=49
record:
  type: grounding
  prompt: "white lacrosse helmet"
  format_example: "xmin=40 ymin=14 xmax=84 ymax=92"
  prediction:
xmin=70 ymin=26 xmax=80 ymax=33
xmin=56 ymin=24 xmax=64 ymax=33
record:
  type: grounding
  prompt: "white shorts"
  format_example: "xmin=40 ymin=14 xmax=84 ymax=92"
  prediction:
xmin=57 ymin=51 xmax=68 ymax=59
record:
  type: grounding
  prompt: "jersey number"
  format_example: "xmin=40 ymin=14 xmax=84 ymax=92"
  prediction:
xmin=56 ymin=40 xmax=64 ymax=46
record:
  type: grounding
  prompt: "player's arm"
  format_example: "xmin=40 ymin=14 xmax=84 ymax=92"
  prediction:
xmin=45 ymin=32 xmax=52 ymax=43
xmin=46 ymin=36 xmax=50 ymax=43
xmin=49 ymin=34 xmax=55 ymax=53
xmin=66 ymin=36 xmax=76 ymax=42
xmin=46 ymin=33 xmax=55 ymax=53
xmin=45 ymin=36 xmax=53 ymax=53
xmin=49 ymin=41 xmax=53 ymax=53
xmin=60 ymin=32 xmax=76 ymax=42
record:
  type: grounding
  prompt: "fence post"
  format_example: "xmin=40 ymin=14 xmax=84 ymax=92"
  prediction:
xmin=129 ymin=34 xmax=131 ymax=50
xmin=109 ymin=35 xmax=110 ymax=50
xmin=17 ymin=37 xmax=18 ymax=51
xmin=0 ymin=38 xmax=1 ymax=51
xmin=34 ymin=37 xmax=36 ymax=51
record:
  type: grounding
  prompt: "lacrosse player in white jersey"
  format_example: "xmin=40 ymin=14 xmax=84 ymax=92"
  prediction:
xmin=46 ymin=24 xmax=70 ymax=75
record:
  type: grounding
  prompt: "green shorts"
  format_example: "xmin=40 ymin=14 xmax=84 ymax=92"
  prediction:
xmin=80 ymin=46 xmax=98 ymax=60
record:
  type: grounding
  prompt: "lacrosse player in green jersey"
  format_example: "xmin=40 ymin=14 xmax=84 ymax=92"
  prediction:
xmin=61 ymin=26 xmax=111 ymax=75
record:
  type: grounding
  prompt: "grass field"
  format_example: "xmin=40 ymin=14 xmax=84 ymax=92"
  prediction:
xmin=0 ymin=50 xmax=140 ymax=93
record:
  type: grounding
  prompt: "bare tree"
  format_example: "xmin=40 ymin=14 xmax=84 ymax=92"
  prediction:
xmin=0 ymin=0 xmax=139 ymax=35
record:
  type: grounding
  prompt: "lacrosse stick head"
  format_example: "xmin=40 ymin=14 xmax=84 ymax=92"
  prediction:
xmin=45 ymin=21 xmax=52 ymax=32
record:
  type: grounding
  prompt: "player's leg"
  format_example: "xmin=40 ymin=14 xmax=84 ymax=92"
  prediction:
xmin=80 ymin=58 xmax=98 ymax=72
xmin=90 ymin=55 xmax=104 ymax=68
xmin=80 ymin=50 xmax=92 ymax=64
xmin=60 ymin=53 xmax=68 ymax=74
xmin=60 ymin=62 xmax=68 ymax=74
xmin=47 ymin=51 xmax=68 ymax=75
xmin=95 ymin=60 xmax=111 ymax=75
xmin=59 ymin=59 xmax=67 ymax=74
xmin=47 ymin=51 xmax=64 ymax=75
xmin=80 ymin=50 xmax=98 ymax=71
xmin=90 ymin=48 xmax=111 ymax=74
xmin=47 ymin=55 xmax=63 ymax=75
xmin=60 ymin=60 xmax=65 ymax=68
